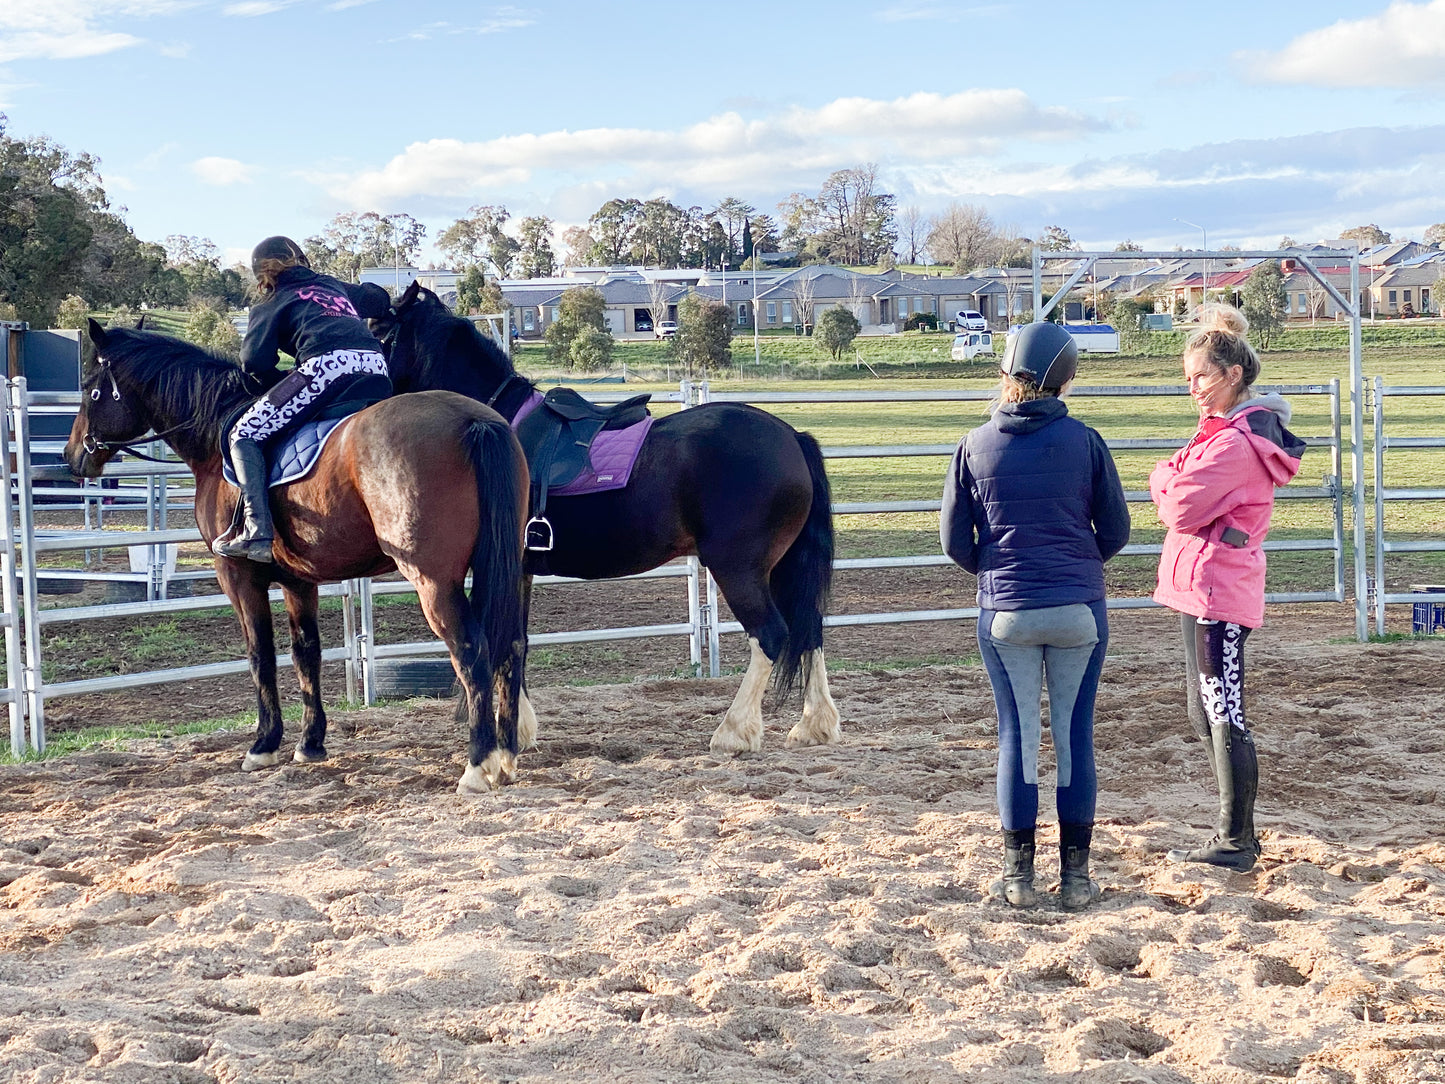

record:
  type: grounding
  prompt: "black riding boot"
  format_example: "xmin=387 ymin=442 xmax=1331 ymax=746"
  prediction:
xmin=1059 ymin=822 xmax=1102 ymax=911
xmin=1168 ymin=725 xmax=1260 ymax=872
xmin=214 ymin=437 xmax=274 ymax=563
xmin=988 ymin=828 xmax=1037 ymax=908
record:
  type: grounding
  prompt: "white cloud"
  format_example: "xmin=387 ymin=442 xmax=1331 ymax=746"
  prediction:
xmin=874 ymin=3 xmax=1006 ymax=22
xmin=322 ymin=90 xmax=1107 ymax=207
xmin=386 ymin=8 xmax=535 ymax=41
xmin=191 ymin=156 xmax=255 ymax=185
xmin=223 ymin=0 xmax=291 ymax=15
xmin=0 ymin=1 xmax=192 ymax=63
xmin=1241 ymin=0 xmax=1445 ymax=86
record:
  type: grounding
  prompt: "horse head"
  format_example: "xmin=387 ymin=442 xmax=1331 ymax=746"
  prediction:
xmin=385 ymin=280 xmax=518 ymax=405
xmin=65 ymin=320 xmax=156 ymax=477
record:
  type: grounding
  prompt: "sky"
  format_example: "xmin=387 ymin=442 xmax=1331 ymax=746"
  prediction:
xmin=3 ymin=0 xmax=1445 ymax=269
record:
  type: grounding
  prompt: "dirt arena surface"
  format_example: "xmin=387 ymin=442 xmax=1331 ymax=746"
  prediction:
xmin=4 ymin=605 xmax=1445 ymax=1082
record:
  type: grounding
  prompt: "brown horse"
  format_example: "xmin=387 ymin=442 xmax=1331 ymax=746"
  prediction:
xmin=66 ymin=319 xmax=530 ymax=793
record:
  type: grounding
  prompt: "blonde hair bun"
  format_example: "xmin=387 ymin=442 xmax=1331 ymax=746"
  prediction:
xmin=1194 ymin=302 xmax=1249 ymax=336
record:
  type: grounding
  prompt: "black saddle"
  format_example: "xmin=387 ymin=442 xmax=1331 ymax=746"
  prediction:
xmin=514 ymin=387 xmax=651 ymax=550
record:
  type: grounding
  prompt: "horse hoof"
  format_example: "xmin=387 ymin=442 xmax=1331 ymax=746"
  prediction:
xmin=709 ymin=721 xmax=763 ymax=755
xmin=457 ymin=751 xmax=516 ymax=794
xmin=785 ymin=713 xmax=842 ymax=747
xmin=241 ymin=750 xmax=284 ymax=772
xmin=293 ymin=745 xmax=328 ymax=764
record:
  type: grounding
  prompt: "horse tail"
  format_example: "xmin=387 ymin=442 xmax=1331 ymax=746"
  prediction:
xmin=464 ymin=418 xmax=526 ymax=672
xmin=769 ymin=429 xmax=834 ymax=702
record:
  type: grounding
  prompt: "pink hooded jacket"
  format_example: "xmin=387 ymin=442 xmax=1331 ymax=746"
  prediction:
xmin=1150 ymin=393 xmax=1305 ymax=627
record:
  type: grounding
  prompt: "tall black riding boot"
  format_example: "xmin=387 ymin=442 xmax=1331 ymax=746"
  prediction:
xmin=214 ymin=436 xmax=274 ymax=563
xmin=988 ymin=828 xmax=1037 ymax=908
xmin=1059 ymin=822 xmax=1102 ymax=911
xmin=1167 ymin=725 xmax=1260 ymax=872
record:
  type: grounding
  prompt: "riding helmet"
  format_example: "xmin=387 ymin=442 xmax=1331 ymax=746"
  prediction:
xmin=250 ymin=235 xmax=310 ymax=274
xmin=1000 ymin=321 xmax=1078 ymax=391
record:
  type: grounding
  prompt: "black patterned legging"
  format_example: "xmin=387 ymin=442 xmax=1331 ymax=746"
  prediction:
xmin=1181 ymin=615 xmax=1252 ymax=738
xmin=232 ymin=349 xmax=388 ymax=444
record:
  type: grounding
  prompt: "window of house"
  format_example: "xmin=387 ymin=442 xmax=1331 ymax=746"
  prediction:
xmin=1389 ymin=289 xmax=1398 ymax=308
xmin=551 ymin=306 xmax=561 ymax=322
xmin=1404 ymin=289 xmax=1413 ymax=306
xmin=897 ymin=297 xmax=909 ymax=318
xmin=1297 ymin=293 xmax=1306 ymax=313
xmin=738 ymin=303 xmax=747 ymax=325
xmin=522 ymin=308 xmax=535 ymax=331
xmin=782 ymin=301 xmax=794 ymax=323
xmin=1423 ymin=288 xmax=1431 ymax=311
xmin=915 ymin=297 xmax=925 ymax=315
xmin=766 ymin=301 xmax=776 ymax=323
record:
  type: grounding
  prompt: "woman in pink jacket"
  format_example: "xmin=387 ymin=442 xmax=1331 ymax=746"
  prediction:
xmin=1150 ymin=304 xmax=1304 ymax=872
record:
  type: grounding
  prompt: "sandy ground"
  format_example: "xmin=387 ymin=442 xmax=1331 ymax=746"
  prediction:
xmin=3 ymin=607 xmax=1445 ymax=1083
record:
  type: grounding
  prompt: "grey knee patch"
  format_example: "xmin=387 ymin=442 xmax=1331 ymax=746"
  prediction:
xmin=993 ymin=642 xmax=1044 ymax=786
xmin=1044 ymin=641 xmax=1096 ymax=788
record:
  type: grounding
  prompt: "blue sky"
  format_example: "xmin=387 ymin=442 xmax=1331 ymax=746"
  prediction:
xmin=4 ymin=0 xmax=1444 ymax=267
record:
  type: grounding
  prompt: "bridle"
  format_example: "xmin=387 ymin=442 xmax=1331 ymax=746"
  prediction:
xmin=81 ymin=355 xmax=192 ymax=463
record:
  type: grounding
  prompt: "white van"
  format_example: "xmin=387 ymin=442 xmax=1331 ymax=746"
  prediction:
xmin=951 ymin=331 xmax=995 ymax=361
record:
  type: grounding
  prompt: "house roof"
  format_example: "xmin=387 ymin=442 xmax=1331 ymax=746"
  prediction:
xmin=1374 ymin=264 xmax=1444 ymax=288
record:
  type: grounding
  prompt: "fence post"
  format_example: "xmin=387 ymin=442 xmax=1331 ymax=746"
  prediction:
xmin=1373 ymin=377 xmax=1386 ymax=636
xmin=359 ymin=577 xmax=376 ymax=706
xmin=342 ymin=578 xmax=358 ymax=705
xmin=1 ymin=378 xmax=25 ymax=754
xmin=10 ymin=378 xmax=44 ymax=752
xmin=1330 ymin=379 xmax=1344 ymax=604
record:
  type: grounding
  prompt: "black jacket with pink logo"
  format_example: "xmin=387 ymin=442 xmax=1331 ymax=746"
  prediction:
xmin=241 ymin=266 xmax=386 ymax=378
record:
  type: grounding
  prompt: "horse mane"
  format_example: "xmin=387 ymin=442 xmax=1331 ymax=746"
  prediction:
xmin=404 ymin=286 xmax=528 ymax=400
xmin=92 ymin=327 xmax=253 ymax=457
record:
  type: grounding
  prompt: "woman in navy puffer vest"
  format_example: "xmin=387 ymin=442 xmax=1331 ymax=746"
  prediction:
xmin=941 ymin=322 xmax=1131 ymax=911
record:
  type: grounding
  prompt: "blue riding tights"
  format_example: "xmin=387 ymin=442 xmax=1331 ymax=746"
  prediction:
xmin=977 ymin=600 xmax=1109 ymax=832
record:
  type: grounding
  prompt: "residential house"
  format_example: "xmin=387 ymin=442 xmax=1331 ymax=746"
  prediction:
xmin=1370 ymin=258 xmax=1445 ymax=316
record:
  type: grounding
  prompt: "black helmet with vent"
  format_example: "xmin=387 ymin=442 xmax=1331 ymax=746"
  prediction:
xmin=1000 ymin=322 xmax=1078 ymax=390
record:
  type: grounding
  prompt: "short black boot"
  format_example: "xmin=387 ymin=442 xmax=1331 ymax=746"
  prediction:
xmin=1059 ymin=822 xmax=1102 ymax=911
xmin=988 ymin=828 xmax=1037 ymax=908
xmin=214 ymin=436 xmax=275 ymax=563
xmin=1168 ymin=725 xmax=1260 ymax=872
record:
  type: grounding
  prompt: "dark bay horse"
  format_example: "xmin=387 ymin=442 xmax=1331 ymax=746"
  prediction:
xmin=66 ymin=319 xmax=530 ymax=793
xmin=375 ymin=282 xmax=841 ymax=753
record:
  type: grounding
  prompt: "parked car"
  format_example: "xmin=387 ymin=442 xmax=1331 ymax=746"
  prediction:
xmin=654 ymin=320 xmax=678 ymax=338
xmin=955 ymin=309 xmax=987 ymax=331
xmin=950 ymin=331 xmax=995 ymax=361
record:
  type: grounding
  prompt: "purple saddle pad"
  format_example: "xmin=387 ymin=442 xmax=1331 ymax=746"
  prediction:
xmin=222 ymin=415 xmax=351 ymax=489
xmin=512 ymin=392 xmax=653 ymax=496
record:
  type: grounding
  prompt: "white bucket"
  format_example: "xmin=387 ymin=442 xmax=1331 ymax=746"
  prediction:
xmin=128 ymin=543 xmax=178 ymax=578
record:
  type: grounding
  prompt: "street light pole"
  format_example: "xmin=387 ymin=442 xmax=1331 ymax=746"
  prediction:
xmin=1176 ymin=218 xmax=1207 ymax=311
xmin=752 ymin=258 xmax=760 ymax=372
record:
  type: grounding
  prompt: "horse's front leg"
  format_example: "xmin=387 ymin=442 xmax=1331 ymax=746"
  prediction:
xmin=284 ymin=583 xmax=328 ymax=763
xmin=218 ymin=562 xmax=286 ymax=772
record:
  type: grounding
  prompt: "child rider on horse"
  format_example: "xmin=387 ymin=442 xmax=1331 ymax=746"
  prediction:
xmin=215 ymin=236 xmax=393 ymax=562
